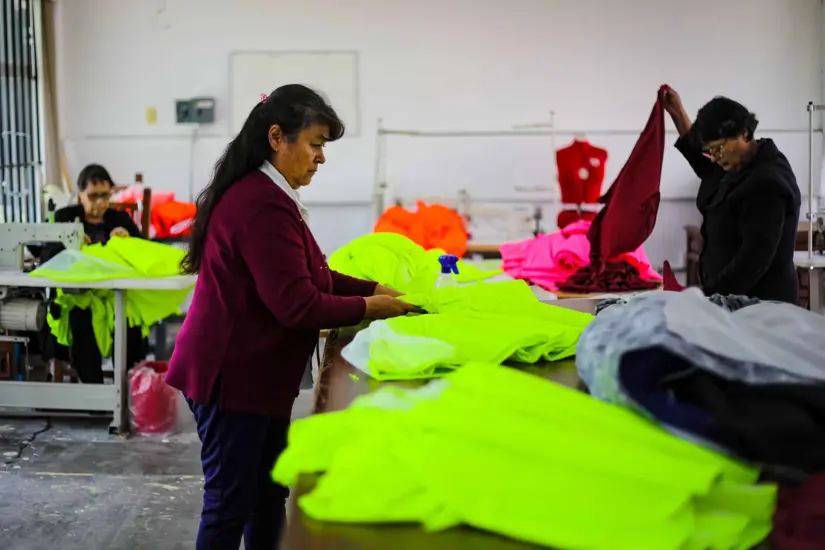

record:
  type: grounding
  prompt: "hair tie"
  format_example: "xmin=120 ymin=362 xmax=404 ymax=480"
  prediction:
xmin=260 ymin=93 xmax=268 ymax=103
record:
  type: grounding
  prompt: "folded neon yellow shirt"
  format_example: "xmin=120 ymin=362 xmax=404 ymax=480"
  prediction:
xmin=328 ymin=232 xmax=500 ymax=294
xmin=273 ymin=363 xmax=775 ymax=550
xmin=342 ymin=281 xmax=594 ymax=380
xmin=32 ymin=237 xmax=192 ymax=356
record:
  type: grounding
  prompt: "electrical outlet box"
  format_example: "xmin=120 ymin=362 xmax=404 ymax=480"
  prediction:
xmin=175 ymin=97 xmax=216 ymax=124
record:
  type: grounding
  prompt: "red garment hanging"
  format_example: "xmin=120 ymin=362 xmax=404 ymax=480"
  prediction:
xmin=555 ymin=139 xmax=608 ymax=229
xmin=588 ymin=84 xmax=670 ymax=267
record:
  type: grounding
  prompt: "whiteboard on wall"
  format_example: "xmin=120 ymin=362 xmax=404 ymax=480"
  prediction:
xmin=229 ymin=51 xmax=360 ymax=138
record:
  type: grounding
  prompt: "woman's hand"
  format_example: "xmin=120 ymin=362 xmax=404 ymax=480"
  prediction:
xmin=374 ymin=284 xmax=402 ymax=298
xmin=663 ymin=88 xmax=684 ymax=116
xmin=663 ymin=88 xmax=693 ymax=137
xmin=364 ymin=295 xmax=424 ymax=319
xmin=110 ymin=227 xmax=130 ymax=239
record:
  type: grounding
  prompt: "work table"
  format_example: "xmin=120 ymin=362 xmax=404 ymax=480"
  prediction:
xmin=280 ymin=325 xmax=582 ymax=550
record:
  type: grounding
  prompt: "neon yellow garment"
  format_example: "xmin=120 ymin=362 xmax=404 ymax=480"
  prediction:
xmin=401 ymin=279 xmax=593 ymax=328
xmin=342 ymin=281 xmax=593 ymax=380
xmin=273 ymin=363 xmax=775 ymax=550
xmin=32 ymin=237 xmax=192 ymax=357
xmin=328 ymin=232 xmax=500 ymax=294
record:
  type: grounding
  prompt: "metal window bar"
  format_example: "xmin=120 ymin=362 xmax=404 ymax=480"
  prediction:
xmin=1 ymin=0 xmax=43 ymax=223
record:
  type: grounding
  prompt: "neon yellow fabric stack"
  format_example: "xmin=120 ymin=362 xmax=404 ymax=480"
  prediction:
xmin=273 ymin=363 xmax=775 ymax=550
xmin=342 ymin=280 xmax=593 ymax=380
xmin=328 ymin=232 xmax=501 ymax=294
xmin=31 ymin=238 xmax=192 ymax=356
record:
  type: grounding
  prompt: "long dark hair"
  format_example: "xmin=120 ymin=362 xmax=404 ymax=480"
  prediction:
xmin=181 ymin=84 xmax=345 ymax=274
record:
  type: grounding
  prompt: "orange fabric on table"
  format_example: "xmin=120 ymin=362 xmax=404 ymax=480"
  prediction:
xmin=152 ymin=200 xmax=197 ymax=239
xmin=373 ymin=201 xmax=468 ymax=257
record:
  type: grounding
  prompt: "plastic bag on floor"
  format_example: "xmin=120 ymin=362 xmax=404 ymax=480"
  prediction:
xmin=129 ymin=361 xmax=178 ymax=435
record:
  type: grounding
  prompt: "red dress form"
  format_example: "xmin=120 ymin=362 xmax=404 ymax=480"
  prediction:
xmin=555 ymin=139 xmax=608 ymax=229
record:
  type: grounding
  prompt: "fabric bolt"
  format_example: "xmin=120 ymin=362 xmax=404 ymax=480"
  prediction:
xmin=587 ymin=85 xmax=670 ymax=267
xmin=771 ymin=472 xmax=825 ymax=550
xmin=272 ymin=362 xmax=774 ymax=550
xmin=328 ymin=232 xmax=500 ymax=295
xmin=557 ymin=261 xmax=660 ymax=293
xmin=374 ymin=201 xmax=469 ymax=258
xmin=499 ymin=220 xmax=661 ymax=291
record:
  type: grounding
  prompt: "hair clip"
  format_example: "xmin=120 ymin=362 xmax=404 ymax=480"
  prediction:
xmin=260 ymin=93 xmax=268 ymax=103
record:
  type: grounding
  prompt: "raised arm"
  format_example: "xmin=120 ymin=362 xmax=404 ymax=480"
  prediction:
xmin=664 ymin=89 xmax=719 ymax=180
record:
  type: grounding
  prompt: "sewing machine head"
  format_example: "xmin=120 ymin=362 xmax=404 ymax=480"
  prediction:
xmin=0 ymin=222 xmax=84 ymax=271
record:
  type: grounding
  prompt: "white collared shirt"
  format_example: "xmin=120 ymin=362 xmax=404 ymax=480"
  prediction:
xmin=259 ymin=161 xmax=310 ymax=223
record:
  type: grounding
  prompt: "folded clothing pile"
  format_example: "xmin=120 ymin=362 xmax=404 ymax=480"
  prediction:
xmin=328 ymin=232 xmax=500 ymax=295
xmin=341 ymin=280 xmax=593 ymax=380
xmin=557 ymin=260 xmax=660 ymax=293
xmin=577 ymin=288 xmax=825 ymax=475
xmin=500 ymin=220 xmax=661 ymax=291
xmin=273 ymin=362 xmax=775 ymax=550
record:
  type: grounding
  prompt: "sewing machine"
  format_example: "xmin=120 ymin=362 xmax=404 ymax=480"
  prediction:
xmin=0 ymin=222 xmax=83 ymax=333
xmin=0 ymin=221 xmax=84 ymax=270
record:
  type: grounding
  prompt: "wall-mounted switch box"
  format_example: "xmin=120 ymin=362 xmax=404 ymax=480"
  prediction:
xmin=175 ymin=97 xmax=216 ymax=124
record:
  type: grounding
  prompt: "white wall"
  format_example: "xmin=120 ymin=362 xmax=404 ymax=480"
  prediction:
xmin=55 ymin=0 xmax=824 ymax=266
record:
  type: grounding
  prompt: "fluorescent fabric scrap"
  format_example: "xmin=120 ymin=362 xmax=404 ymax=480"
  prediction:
xmin=273 ymin=363 xmax=775 ymax=550
xmin=328 ymin=232 xmax=500 ymax=294
xmin=32 ymin=238 xmax=192 ymax=356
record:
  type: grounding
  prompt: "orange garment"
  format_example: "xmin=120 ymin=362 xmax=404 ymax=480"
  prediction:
xmin=151 ymin=200 xmax=196 ymax=239
xmin=374 ymin=201 xmax=468 ymax=257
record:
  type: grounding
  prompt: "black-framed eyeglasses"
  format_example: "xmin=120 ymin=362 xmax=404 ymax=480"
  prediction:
xmin=85 ymin=192 xmax=111 ymax=202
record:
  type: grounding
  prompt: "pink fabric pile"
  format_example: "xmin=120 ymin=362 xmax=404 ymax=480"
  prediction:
xmin=500 ymin=220 xmax=662 ymax=291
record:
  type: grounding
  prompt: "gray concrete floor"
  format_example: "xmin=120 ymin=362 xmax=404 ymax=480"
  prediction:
xmin=0 ymin=389 xmax=315 ymax=550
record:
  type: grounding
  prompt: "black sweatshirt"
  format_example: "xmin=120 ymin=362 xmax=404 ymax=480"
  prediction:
xmin=39 ymin=204 xmax=143 ymax=264
xmin=675 ymin=136 xmax=801 ymax=304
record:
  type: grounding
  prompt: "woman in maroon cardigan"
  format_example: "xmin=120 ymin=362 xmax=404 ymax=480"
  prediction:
xmin=165 ymin=84 xmax=418 ymax=550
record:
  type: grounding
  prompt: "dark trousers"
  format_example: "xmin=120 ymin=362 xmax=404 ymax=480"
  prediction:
xmin=69 ymin=308 xmax=146 ymax=383
xmin=187 ymin=392 xmax=290 ymax=550
xmin=39 ymin=306 xmax=147 ymax=383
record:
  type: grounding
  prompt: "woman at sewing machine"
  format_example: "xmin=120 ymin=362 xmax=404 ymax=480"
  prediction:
xmin=39 ymin=163 xmax=146 ymax=384
xmin=663 ymin=89 xmax=801 ymax=303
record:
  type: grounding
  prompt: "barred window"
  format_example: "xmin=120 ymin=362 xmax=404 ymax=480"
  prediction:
xmin=1 ymin=0 xmax=42 ymax=223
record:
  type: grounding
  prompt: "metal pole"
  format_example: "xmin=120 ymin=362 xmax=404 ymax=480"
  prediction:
xmin=809 ymin=102 xmax=815 ymax=259
xmin=807 ymin=102 xmax=825 ymax=259
xmin=371 ymin=118 xmax=385 ymax=224
xmin=378 ymin=127 xmax=816 ymax=138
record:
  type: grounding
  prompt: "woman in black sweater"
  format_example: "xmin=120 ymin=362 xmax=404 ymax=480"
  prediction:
xmin=664 ymin=89 xmax=801 ymax=304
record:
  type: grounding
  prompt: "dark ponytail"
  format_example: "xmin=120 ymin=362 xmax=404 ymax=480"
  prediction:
xmin=181 ymin=84 xmax=345 ymax=274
